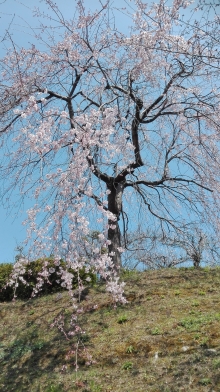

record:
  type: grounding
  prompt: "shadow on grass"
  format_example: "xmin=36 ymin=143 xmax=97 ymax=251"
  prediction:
xmin=1 ymin=327 xmax=69 ymax=392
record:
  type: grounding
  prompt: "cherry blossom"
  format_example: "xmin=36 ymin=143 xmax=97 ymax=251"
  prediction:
xmin=0 ymin=0 xmax=220 ymax=307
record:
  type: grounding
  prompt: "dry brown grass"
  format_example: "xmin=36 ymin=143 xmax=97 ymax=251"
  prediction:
xmin=0 ymin=267 xmax=220 ymax=391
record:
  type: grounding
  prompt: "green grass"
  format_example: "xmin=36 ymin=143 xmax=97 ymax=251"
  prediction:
xmin=0 ymin=267 xmax=220 ymax=391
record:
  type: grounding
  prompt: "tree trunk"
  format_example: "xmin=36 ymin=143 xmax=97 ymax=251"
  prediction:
xmin=107 ymin=181 xmax=124 ymax=271
xmin=108 ymin=219 xmax=121 ymax=271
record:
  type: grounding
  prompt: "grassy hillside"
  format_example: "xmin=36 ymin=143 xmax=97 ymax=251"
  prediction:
xmin=0 ymin=267 xmax=220 ymax=392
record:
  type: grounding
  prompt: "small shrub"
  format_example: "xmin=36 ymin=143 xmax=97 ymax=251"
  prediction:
xmin=180 ymin=316 xmax=202 ymax=331
xmin=122 ymin=361 xmax=133 ymax=370
xmin=0 ymin=263 xmax=13 ymax=301
xmin=191 ymin=300 xmax=200 ymax=307
xmin=126 ymin=345 xmax=135 ymax=354
xmin=33 ymin=341 xmax=45 ymax=350
xmin=151 ymin=327 xmax=162 ymax=335
xmin=198 ymin=378 xmax=211 ymax=385
xmin=117 ymin=314 xmax=128 ymax=324
xmin=88 ymin=380 xmax=102 ymax=392
xmin=200 ymin=337 xmax=209 ymax=347
xmin=213 ymin=359 xmax=220 ymax=369
xmin=80 ymin=334 xmax=90 ymax=343
xmin=45 ymin=385 xmax=63 ymax=392
xmin=0 ymin=258 xmax=96 ymax=301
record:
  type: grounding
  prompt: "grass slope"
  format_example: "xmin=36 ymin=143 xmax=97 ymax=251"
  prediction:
xmin=0 ymin=268 xmax=220 ymax=392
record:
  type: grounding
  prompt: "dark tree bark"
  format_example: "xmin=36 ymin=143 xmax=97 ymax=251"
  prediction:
xmin=107 ymin=181 xmax=125 ymax=271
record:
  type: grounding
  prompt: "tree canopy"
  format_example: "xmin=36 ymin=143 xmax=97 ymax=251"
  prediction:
xmin=0 ymin=0 xmax=220 ymax=298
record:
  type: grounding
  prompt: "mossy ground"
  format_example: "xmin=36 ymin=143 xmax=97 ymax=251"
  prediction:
xmin=0 ymin=267 xmax=220 ymax=391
